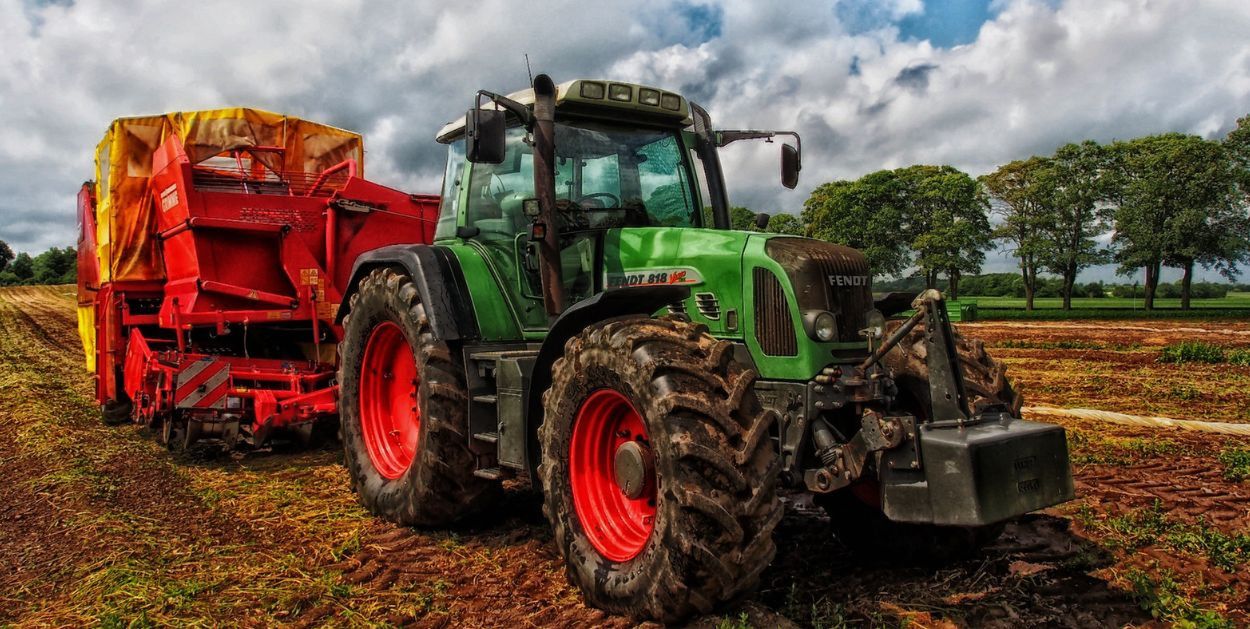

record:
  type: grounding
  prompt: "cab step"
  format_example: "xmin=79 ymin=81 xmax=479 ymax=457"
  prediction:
xmin=473 ymin=467 xmax=506 ymax=480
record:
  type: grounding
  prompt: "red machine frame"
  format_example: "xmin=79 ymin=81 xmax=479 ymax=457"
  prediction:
xmin=79 ymin=127 xmax=437 ymax=446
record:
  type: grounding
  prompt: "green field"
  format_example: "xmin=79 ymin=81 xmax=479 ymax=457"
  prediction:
xmin=961 ymin=293 xmax=1250 ymax=320
xmin=967 ymin=293 xmax=1250 ymax=309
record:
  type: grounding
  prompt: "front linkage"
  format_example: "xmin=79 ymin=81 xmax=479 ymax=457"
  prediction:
xmin=766 ymin=289 xmax=1075 ymax=527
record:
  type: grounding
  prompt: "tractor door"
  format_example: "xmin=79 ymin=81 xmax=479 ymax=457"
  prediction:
xmin=460 ymin=128 xmax=597 ymax=332
xmin=457 ymin=122 xmax=703 ymax=332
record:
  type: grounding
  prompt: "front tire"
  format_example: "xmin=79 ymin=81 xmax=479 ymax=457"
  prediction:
xmin=338 ymin=268 xmax=498 ymax=526
xmin=539 ymin=317 xmax=782 ymax=623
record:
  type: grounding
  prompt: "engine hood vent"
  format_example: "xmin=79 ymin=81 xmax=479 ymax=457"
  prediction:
xmin=764 ymin=237 xmax=872 ymax=343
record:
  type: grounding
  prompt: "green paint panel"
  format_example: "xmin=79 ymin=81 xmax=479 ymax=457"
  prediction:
xmin=739 ymin=234 xmax=867 ymax=381
xmin=444 ymin=228 xmax=868 ymax=382
xmin=602 ymin=227 xmax=749 ymax=338
xmin=443 ymin=242 xmax=524 ymax=341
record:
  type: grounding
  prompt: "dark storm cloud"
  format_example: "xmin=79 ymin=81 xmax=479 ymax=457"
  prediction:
xmin=796 ymin=110 xmax=843 ymax=155
xmin=894 ymin=63 xmax=937 ymax=92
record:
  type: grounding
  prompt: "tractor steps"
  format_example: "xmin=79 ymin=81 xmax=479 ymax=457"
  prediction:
xmin=464 ymin=345 xmax=539 ymax=479
xmin=473 ymin=467 xmax=506 ymax=480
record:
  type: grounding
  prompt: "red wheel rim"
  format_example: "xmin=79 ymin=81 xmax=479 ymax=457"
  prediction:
xmin=569 ymin=388 xmax=657 ymax=562
xmin=359 ymin=321 xmax=420 ymax=480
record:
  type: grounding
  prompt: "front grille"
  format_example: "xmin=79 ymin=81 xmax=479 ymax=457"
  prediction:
xmin=753 ymin=267 xmax=797 ymax=356
xmin=764 ymin=238 xmax=872 ymax=343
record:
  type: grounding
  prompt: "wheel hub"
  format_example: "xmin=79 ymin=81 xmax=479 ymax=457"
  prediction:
xmin=613 ymin=441 xmax=654 ymax=499
xmin=358 ymin=321 xmax=420 ymax=480
xmin=568 ymin=388 xmax=658 ymax=562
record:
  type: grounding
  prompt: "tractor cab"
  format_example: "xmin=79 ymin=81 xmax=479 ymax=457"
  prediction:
xmin=436 ymin=115 xmax=705 ymax=316
xmin=433 ymin=78 xmax=799 ymax=330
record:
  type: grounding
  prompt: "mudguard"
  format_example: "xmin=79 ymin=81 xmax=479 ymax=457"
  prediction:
xmin=335 ymin=244 xmax=478 ymax=342
xmin=524 ymin=285 xmax=692 ymax=473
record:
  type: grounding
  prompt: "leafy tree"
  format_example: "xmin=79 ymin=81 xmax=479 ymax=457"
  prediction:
xmin=1038 ymin=141 xmax=1113 ymax=310
xmin=981 ymin=157 xmax=1055 ymax=310
xmin=32 ymin=247 xmax=76 ymax=285
xmin=958 ymin=273 xmax=1023 ymax=297
xmin=765 ymin=213 xmax=804 ymax=235
xmin=0 ymin=240 xmax=13 ymax=273
xmin=9 ymin=252 xmax=33 ymax=283
xmin=901 ymin=165 xmax=992 ymax=299
xmin=1111 ymin=134 xmax=1246 ymax=309
xmin=1226 ymin=114 xmax=1250 ymax=186
xmin=729 ymin=206 xmax=760 ymax=231
xmin=803 ymin=171 xmax=915 ymax=277
xmin=804 ymin=166 xmax=993 ymax=293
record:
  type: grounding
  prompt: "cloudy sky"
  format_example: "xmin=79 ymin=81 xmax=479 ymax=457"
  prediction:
xmin=3 ymin=0 xmax=1249 ymax=282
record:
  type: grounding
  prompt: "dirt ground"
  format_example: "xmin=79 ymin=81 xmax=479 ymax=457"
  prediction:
xmin=1 ymin=285 xmax=1247 ymax=627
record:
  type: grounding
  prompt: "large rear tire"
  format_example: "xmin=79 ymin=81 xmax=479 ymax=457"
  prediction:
xmin=820 ymin=321 xmax=1018 ymax=561
xmin=338 ymin=268 xmax=499 ymax=526
xmin=539 ymin=317 xmax=782 ymax=623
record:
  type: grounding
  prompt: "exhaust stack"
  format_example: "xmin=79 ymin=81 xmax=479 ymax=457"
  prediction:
xmin=531 ymin=74 xmax=564 ymax=317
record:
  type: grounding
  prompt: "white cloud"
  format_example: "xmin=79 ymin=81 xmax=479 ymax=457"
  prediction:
xmin=1 ymin=0 xmax=1247 ymax=282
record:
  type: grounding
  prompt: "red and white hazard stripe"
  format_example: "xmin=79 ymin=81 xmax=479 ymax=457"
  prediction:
xmin=174 ymin=357 xmax=231 ymax=409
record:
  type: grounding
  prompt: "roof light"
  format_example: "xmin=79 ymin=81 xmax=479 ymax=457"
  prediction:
xmin=580 ymin=82 xmax=606 ymax=99
xmin=660 ymin=93 xmax=681 ymax=111
xmin=639 ymin=88 xmax=661 ymax=106
xmin=608 ymin=84 xmax=632 ymax=102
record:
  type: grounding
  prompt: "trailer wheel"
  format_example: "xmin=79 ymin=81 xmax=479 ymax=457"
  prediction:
xmin=539 ymin=316 xmax=782 ymax=623
xmin=819 ymin=321 xmax=1018 ymax=561
xmin=338 ymin=267 xmax=498 ymax=526
xmin=101 ymin=396 xmax=133 ymax=426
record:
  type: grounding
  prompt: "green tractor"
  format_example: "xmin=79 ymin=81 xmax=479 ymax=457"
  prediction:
xmin=335 ymin=74 xmax=1074 ymax=622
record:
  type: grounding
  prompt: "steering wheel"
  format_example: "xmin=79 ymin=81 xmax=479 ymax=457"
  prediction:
xmin=576 ymin=192 xmax=621 ymax=208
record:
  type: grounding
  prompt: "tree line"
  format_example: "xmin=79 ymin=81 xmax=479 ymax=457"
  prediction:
xmin=0 ymin=242 xmax=77 ymax=286
xmin=876 ymin=272 xmax=1248 ymax=300
xmin=785 ymin=116 xmax=1250 ymax=310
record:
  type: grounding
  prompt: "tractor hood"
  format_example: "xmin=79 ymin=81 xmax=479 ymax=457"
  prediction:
xmin=600 ymin=228 xmax=873 ymax=381
xmin=601 ymin=228 xmax=750 ymax=335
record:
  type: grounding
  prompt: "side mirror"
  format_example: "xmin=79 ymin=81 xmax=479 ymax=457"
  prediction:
xmin=755 ymin=212 xmax=770 ymax=230
xmin=781 ymin=143 xmax=801 ymax=189
xmin=466 ymin=108 xmax=506 ymax=164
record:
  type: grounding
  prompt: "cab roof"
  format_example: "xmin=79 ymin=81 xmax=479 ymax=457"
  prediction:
xmin=435 ymin=79 xmax=692 ymax=142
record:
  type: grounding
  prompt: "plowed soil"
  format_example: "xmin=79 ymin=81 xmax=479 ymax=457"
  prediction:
xmin=1 ymin=287 xmax=1246 ymax=627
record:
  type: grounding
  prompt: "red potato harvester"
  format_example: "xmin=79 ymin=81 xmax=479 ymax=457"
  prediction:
xmin=77 ymin=109 xmax=437 ymax=448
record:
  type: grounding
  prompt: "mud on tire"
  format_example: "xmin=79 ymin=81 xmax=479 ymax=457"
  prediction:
xmin=882 ymin=320 xmax=1022 ymax=416
xmin=539 ymin=316 xmax=783 ymax=623
xmin=820 ymin=321 xmax=1019 ymax=561
xmin=337 ymin=268 xmax=499 ymax=526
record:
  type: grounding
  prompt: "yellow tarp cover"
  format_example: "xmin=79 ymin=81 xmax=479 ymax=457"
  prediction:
xmin=77 ymin=305 xmax=95 ymax=373
xmin=93 ymin=108 xmax=364 ymax=282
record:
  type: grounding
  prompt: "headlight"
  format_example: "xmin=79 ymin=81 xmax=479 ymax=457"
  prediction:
xmin=803 ymin=310 xmax=837 ymax=342
xmin=864 ymin=308 xmax=886 ymax=340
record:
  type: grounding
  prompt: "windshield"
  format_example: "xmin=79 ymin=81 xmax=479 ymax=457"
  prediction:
xmin=463 ymin=121 xmax=700 ymax=236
